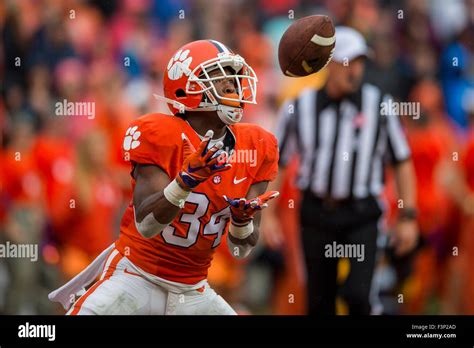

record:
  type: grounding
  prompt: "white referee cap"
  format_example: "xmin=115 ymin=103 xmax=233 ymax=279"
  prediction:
xmin=331 ymin=26 xmax=369 ymax=63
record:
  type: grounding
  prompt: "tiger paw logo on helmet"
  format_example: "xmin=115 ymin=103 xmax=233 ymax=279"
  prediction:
xmin=123 ymin=126 xmax=141 ymax=150
xmin=167 ymin=49 xmax=192 ymax=81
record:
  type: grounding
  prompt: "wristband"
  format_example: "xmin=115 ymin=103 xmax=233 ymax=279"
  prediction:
xmin=398 ymin=207 xmax=417 ymax=221
xmin=163 ymin=179 xmax=190 ymax=208
xmin=134 ymin=210 xmax=169 ymax=238
xmin=229 ymin=220 xmax=254 ymax=239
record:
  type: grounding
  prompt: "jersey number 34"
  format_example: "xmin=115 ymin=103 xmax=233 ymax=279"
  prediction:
xmin=162 ymin=192 xmax=231 ymax=248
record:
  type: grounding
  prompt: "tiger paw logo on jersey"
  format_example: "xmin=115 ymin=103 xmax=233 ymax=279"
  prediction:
xmin=167 ymin=49 xmax=193 ymax=81
xmin=123 ymin=126 xmax=141 ymax=151
xmin=212 ymin=175 xmax=222 ymax=185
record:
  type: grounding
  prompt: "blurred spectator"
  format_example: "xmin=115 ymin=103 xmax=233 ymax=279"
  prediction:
xmin=440 ymin=24 xmax=474 ymax=130
xmin=57 ymin=130 xmax=122 ymax=280
xmin=365 ymin=9 xmax=407 ymax=99
xmin=401 ymin=80 xmax=458 ymax=314
xmin=1 ymin=120 xmax=46 ymax=314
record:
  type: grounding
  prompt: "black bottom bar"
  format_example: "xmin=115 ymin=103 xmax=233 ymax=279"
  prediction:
xmin=0 ymin=315 xmax=473 ymax=347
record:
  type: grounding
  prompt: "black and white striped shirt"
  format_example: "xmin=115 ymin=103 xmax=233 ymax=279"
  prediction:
xmin=275 ymin=83 xmax=410 ymax=200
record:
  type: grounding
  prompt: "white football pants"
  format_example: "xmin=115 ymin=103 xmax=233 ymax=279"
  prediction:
xmin=66 ymin=248 xmax=236 ymax=315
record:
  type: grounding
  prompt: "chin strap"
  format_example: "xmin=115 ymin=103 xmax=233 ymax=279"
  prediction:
xmin=153 ymin=94 xmax=188 ymax=114
xmin=216 ymin=104 xmax=243 ymax=124
xmin=194 ymin=101 xmax=243 ymax=125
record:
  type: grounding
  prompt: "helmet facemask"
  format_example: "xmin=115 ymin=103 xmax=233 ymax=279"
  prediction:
xmin=186 ymin=53 xmax=258 ymax=125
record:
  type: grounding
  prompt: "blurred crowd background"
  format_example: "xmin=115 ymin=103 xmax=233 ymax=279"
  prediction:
xmin=1 ymin=0 xmax=474 ymax=315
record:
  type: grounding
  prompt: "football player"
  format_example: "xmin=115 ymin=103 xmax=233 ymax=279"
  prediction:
xmin=50 ymin=40 xmax=279 ymax=315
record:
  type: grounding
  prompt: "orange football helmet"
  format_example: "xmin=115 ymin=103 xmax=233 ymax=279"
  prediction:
xmin=155 ymin=40 xmax=258 ymax=125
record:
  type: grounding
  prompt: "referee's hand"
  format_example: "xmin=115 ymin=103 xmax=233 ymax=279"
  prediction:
xmin=391 ymin=220 xmax=419 ymax=256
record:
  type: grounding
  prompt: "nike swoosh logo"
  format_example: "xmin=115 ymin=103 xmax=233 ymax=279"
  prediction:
xmin=187 ymin=164 xmax=205 ymax=173
xmin=233 ymin=176 xmax=247 ymax=184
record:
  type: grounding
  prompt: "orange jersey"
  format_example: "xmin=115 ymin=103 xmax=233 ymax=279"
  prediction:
xmin=115 ymin=113 xmax=278 ymax=284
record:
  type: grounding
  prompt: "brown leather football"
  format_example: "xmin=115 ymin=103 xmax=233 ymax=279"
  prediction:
xmin=278 ymin=15 xmax=336 ymax=77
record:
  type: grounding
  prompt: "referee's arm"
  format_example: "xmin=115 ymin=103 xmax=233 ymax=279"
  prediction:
xmin=261 ymin=99 xmax=297 ymax=249
xmin=384 ymin=94 xmax=419 ymax=256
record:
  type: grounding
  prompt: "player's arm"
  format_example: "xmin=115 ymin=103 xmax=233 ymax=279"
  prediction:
xmin=132 ymin=164 xmax=181 ymax=238
xmin=225 ymin=181 xmax=279 ymax=259
xmin=133 ymin=130 xmax=231 ymax=238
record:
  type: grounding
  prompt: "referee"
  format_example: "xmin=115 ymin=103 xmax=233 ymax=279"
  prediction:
xmin=264 ymin=27 xmax=419 ymax=315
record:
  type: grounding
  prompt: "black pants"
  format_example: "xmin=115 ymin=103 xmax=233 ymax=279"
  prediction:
xmin=300 ymin=192 xmax=382 ymax=315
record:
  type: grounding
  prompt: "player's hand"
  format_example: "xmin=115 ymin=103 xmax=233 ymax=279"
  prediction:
xmin=177 ymin=130 xmax=231 ymax=190
xmin=390 ymin=219 xmax=419 ymax=256
xmin=223 ymin=191 xmax=280 ymax=225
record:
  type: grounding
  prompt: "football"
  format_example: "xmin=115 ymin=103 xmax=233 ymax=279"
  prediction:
xmin=278 ymin=15 xmax=336 ymax=77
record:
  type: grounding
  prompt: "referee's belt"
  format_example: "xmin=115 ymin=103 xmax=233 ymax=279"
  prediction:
xmin=303 ymin=191 xmax=373 ymax=210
